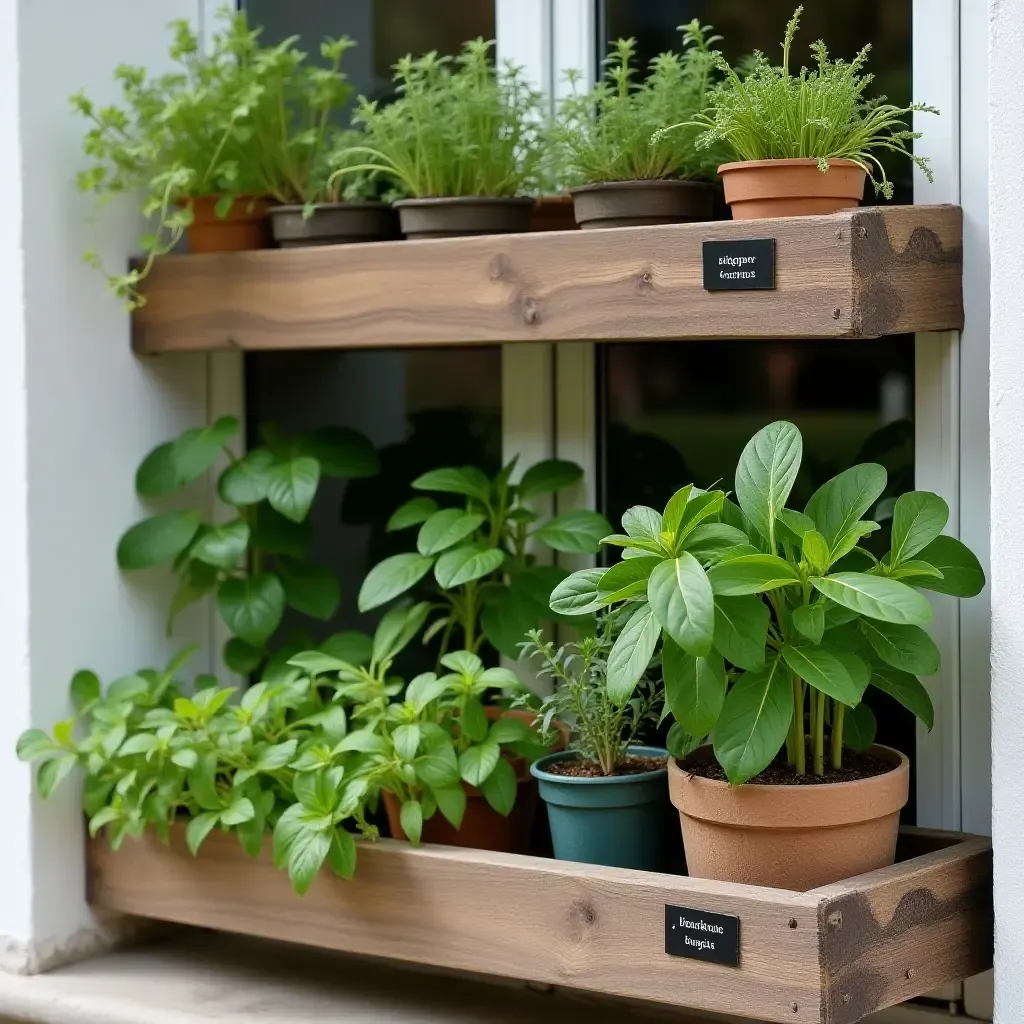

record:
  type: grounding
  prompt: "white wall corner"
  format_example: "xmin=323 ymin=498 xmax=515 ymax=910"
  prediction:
xmin=988 ymin=0 xmax=1024 ymax=1020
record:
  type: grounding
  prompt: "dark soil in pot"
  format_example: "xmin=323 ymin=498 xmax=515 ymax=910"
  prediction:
xmin=269 ymin=202 xmax=399 ymax=248
xmin=394 ymin=196 xmax=535 ymax=239
xmin=570 ymin=179 xmax=715 ymax=229
xmin=544 ymin=753 xmax=667 ymax=778
xmin=683 ymin=749 xmax=896 ymax=786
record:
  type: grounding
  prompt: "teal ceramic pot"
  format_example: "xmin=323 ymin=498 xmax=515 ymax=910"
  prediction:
xmin=530 ymin=745 xmax=670 ymax=871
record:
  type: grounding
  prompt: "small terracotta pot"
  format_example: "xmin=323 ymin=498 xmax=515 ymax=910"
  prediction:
xmin=530 ymin=194 xmax=578 ymax=232
xmin=187 ymin=196 xmax=271 ymax=253
xmin=668 ymin=745 xmax=909 ymax=891
xmin=570 ymin=179 xmax=715 ymax=229
xmin=383 ymin=708 xmax=567 ymax=854
xmin=718 ymin=158 xmax=867 ymax=220
xmin=268 ymin=202 xmax=399 ymax=248
xmin=394 ymin=196 xmax=535 ymax=239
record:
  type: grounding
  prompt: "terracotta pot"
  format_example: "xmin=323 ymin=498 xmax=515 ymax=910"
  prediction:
xmin=394 ymin=197 xmax=535 ymax=239
xmin=268 ymin=202 xmax=399 ymax=248
xmin=570 ymin=179 xmax=715 ymax=229
xmin=668 ymin=745 xmax=910 ymax=891
xmin=186 ymin=196 xmax=271 ymax=253
xmin=718 ymin=158 xmax=867 ymax=220
xmin=530 ymin=194 xmax=578 ymax=232
xmin=383 ymin=708 xmax=567 ymax=853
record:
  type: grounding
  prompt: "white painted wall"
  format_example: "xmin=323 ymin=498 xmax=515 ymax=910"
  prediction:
xmin=989 ymin=0 xmax=1024 ymax=1020
xmin=0 ymin=0 xmax=211 ymax=972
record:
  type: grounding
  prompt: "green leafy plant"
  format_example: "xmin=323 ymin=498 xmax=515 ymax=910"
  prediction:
xmin=656 ymin=6 xmax=936 ymax=198
xmin=517 ymin=618 xmax=661 ymax=776
xmin=117 ymin=417 xmax=378 ymax=675
xmin=556 ymin=23 xmax=723 ymax=185
xmin=551 ymin=420 xmax=984 ymax=785
xmin=357 ymin=458 xmax=612 ymax=659
xmin=15 ymin=647 xmax=375 ymax=894
xmin=331 ymin=38 xmax=546 ymax=198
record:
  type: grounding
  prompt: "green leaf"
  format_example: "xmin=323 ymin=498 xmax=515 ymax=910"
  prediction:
xmin=835 ymin=652 xmax=871 ymax=700
xmin=167 ymin=560 xmax=219 ymax=633
xmin=326 ymin=829 xmax=357 ymax=879
xmin=287 ymin=824 xmax=331 ymax=896
xmin=548 ymin=567 xmax=607 ymax=615
xmin=488 ymin=717 xmax=537 ymax=745
xmin=781 ymin=646 xmax=860 ymax=706
xmin=663 ymin=640 xmax=725 ymax=737
xmin=890 ymin=492 xmax=949 ymax=566
xmin=707 ymin=554 xmax=801 ymax=596
xmin=320 ymin=631 xmax=372 ymax=666
xmin=406 ymin=672 xmax=449 ymax=712
xmin=220 ymin=797 xmax=255 ymax=827
xmin=684 ymin=523 xmax=750 ymax=564
xmin=218 ymin=448 xmax=276 ymax=506
xmin=606 ymin=603 xmax=661 ymax=704
xmin=459 ymin=697 xmax=489 ymax=743
xmin=287 ymin=651 xmax=348 ymax=676
xmin=393 ymin=723 xmax=421 ymax=762
xmin=776 ymin=508 xmax=815 ymax=543
xmin=712 ymin=657 xmax=793 ymax=785
xmin=251 ymin=504 xmax=311 ymax=558
xmin=336 ymin=729 xmax=387 ymax=754
xmin=598 ymin=556 xmax=660 ymax=603
xmin=666 ymin=722 xmax=702 ymax=760
xmin=400 ymin=800 xmax=424 ymax=844
xmin=416 ymin=509 xmax=485 ymax=555
xmin=792 ymin=604 xmax=825 ymax=644
xmin=190 ymin=520 xmax=249 ymax=569
xmin=373 ymin=602 xmax=431 ymax=665
xmin=301 ymin=426 xmax=379 ymax=478
xmin=804 ymin=463 xmax=887 ymax=548
xmin=16 ymin=729 xmax=55 ymax=761
xmin=516 ymin=459 xmax=583 ymax=499
xmin=801 ymin=531 xmax=831 ymax=575
xmin=734 ymin=420 xmax=802 ymax=543
xmin=830 ymin=522 xmax=881 ymax=564
xmin=843 ymin=704 xmax=877 ymax=753
xmin=459 ymin=741 xmax=500 ymax=786
xmin=481 ymin=587 xmax=539 ymax=660
xmin=910 ymin=536 xmax=985 ymax=597
xmin=412 ymin=467 xmax=491 ymax=502
xmin=647 ymin=554 xmax=714 ymax=656
xmin=387 ymin=497 xmax=438 ymax=531
xmin=116 ymin=511 xmax=202 ymax=570
xmin=870 ymin=665 xmax=934 ymax=729
xmin=71 ymin=670 xmax=101 ymax=713
xmin=217 ymin=573 xmax=286 ymax=646
xmin=621 ymin=505 xmax=664 ymax=542
xmin=662 ymin=486 xmax=693 ymax=538
xmin=860 ymin=619 xmax=940 ymax=676
xmin=886 ymin=559 xmax=944 ymax=583
xmin=135 ymin=441 xmax=180 ymax=497
xmin=434 ymin=545 xmax=505 ymax=588
xmin=358 ymin=553 xmax=435 ymax=612
xmin=278 ymin=559 xmax=340 ymax=620
xmin=433 ymin=784 xmax=466 ymax=829
xmin=677 ymin=491 xmax=725 ymax=543
xmin=185 ymin=812 xmax=220 ymax=855
xmin=267 ymin=456 xmax=320 ymax=523
xmin=169 ymin=416 xmax=240 ymax=485
xmin=713 ymin=595 xmax=769 ymax=671
xmin=534 ymin=511 xmax=612 ymax=554
xmin=479 ymin=757 xmax=516 ymax=816
xmin=810 ymin=573 xmax=933 ymax=626
xmin=415 ymin=741 xmax=460 ymax=788
xmin=37 ymin=755 xmax=76 ymax=798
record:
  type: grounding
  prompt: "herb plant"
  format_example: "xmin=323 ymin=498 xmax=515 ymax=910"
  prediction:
xmin=550 ymin=420 xmax=984 ymax=785
xmin=518 ymin=620 xmax=661 ymax=776
xmin=332 ymin=39 xmax=545 ymax=198
xmin=357 ymin=458 xmax=612 ymax=659
xmin=556 ymin=23 xmax=723 ymax=185
xmin=117 ymin=417 xmax=378 ymax=675
xmin=656 ymin=6 xmax=936 ymax=198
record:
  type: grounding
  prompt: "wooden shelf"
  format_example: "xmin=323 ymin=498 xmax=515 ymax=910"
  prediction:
xmin=88 ymin=826 xmax=990 ymax=1024
xmin=132 ymin=205 xmax=963 ymax=354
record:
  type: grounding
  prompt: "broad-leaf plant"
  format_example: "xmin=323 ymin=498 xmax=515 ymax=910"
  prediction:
xmin=551 ymin=421 xmax=984 ymax=784
xmin=358 ymin=458 xmax=612 ymax=660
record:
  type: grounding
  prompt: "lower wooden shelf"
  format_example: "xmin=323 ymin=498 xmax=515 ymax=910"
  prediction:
xmin=87 ymin=826 xmax=991 ymax=1024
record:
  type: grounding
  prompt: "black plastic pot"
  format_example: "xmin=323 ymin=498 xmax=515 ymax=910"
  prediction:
xmin=394 ymin=197 xmax=535 ymax=239
xmin=570 ymin=179 xmax=716 ymax=229
xmin=268 ymin=202 xmax=399 ymax=248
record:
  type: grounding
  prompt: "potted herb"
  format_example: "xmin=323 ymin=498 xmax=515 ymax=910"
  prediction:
xmin=657 ymin=6 xmax=937 ymax=219
xmin=358 ymin=457 xmax=611 ymax=660
xmin=520 ymin=624 xmax=669 ymax=870
xmin=334 ymin=39 xmax=545 ymax=239
xmin=550 ymin=420 xmax=984 ymax=890
xmin=558 ymin=24 xmax=722 ymax=229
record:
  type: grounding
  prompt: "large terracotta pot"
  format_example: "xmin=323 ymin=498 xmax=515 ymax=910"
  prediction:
xmin=187 ymin=195 xmax=271 ymax=253
xmin=718 ymin=158 xmax=867 ymax=220
xmin=668 ymin=745 xmax=909 ymax=891
xmin=383 ymin=708 xmax=567 ymax=854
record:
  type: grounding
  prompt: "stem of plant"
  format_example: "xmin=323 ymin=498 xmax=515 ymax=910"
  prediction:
xmin=792 ymin=673 xmax=806 ymax=775
xmin=813 ymin=689 xmax=826 ymax=776
xmin=832 ymin=702 xmax=845 ymax=770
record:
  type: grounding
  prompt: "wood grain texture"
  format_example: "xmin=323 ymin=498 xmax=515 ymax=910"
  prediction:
xmin=131 ymin=205 xmax=963 ymax=353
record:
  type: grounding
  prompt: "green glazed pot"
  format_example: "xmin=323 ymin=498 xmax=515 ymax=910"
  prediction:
xmin=530 ymin=745 xmax=670 ymax=871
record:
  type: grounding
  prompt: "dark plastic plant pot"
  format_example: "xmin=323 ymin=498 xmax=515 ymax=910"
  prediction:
xmin=531 ymin=745 xmax=670 ymax=871
xmin=268 ymin=202 xmax=400 ymax=248
xmin=394 ymin=196 xmax=535 ymax=239
xmin=570 ymin=179 xmax=716 ymax=229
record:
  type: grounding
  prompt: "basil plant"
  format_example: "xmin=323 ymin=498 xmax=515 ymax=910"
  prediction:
xmin=550 ymin=421 xmax=984 ymax=785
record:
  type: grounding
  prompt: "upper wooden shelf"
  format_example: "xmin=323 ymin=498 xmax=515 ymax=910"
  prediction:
xmin=132 ymin=204 xmax=963 ymax=354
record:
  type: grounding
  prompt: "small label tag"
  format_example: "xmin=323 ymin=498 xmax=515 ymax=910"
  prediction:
xmin=665 ymin=905 xmax=740 ymax=966
xmin=702 ymin=238 xmax=776 ymax=291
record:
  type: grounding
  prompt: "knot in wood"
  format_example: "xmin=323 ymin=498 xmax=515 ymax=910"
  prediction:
xmin=490 ymin=254 xmax=510 ymax=281
xmin=565 ymin=899 xmax=597 ymax=942
xmin=521 ymin=297 xmax=539 ymax=325
xmin=790 ymin=1002 xmax=799 ymax=1013
xmin=637 ymin=269 xmax=654 ymax=294
xmin=905 ymin=968 xmax=914 ymax=980
xmin=827 ymin=910 xmax=843 ymax=930
xmin=832 ymin=307 xmax=842 ymax=319
xmin=788 ymin=918 xmax=798 ymax=929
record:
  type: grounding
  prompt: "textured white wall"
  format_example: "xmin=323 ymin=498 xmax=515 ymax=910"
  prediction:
xmin=0 ymin=0 xmax=210 ymax=972
xmin=990 ymin=0 xmax=1024 ymax=1020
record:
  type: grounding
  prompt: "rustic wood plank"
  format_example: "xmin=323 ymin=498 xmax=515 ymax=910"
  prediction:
xmin=809 ymin=833 xmax=992 ymax=1024
xmin=131 ymin=205 xmax=963 ymax=353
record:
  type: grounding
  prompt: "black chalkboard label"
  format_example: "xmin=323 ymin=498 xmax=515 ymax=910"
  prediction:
xmin=665 ymin=905 xmax=740 ymax=966
xmin=702 ymin=238 xmax=775 ymax=291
